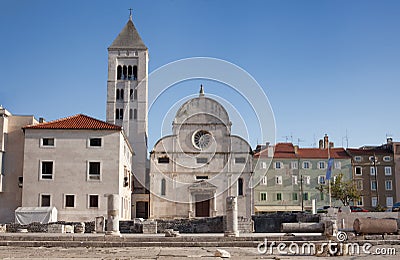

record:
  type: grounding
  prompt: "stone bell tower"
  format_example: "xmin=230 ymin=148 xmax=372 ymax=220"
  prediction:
xmin=106 ymin=12 xmax=149 ymax=218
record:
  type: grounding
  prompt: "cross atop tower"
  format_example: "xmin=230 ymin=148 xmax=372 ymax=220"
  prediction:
xmin=128 ymin=8 xmax=133 ymax=20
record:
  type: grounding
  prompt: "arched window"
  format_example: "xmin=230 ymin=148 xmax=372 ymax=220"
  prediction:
xmin=116 ymin=89 xmax=120 ymax=100
xmin=119 ymin=108 xmax=123 ymax=119
xmin=238 ymin=178 xmax=244 ymax=196
xmin=134 ymin=89 xmax=137 ymax=100
xmin=134 ymin=109 xmax=137 ymax=119
xmin=120 ymin=89 xmax=124 ymax=100
xmin=115 ymin=109 xmax=119 ymax=120
xmin=129 ymin=109 xmax=132 ymax=119
xmin=161 ymin=178 xmax=166 ymax=196
xmin=130 ymin=89 xmax=133 ymax=100
xmin=122 ymin=65 xmax=127 ymax=80
xmin=117 ymin=65 xmax=122 ymax=80
xmin=133 ymin=66 xmax=137 ymax=80
xmin=128 ymin=65 xmax=132 ymax=80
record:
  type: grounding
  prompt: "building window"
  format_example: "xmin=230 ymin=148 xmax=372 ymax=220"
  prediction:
xmin=302 ymin=161 xmax=310 ymax=169
xmin=196 ymin=176 xmax=208 ymax=180
xmin=356 ymin=179 xmax=363 ymax=190
xmin=334 ymin=161 xmax=341 ymax=169
xmin=261 ymin=176 xmax=267 ymax=185
xmin=292 ymin=175 xmax=298 ymax=185
xmin=130 ymin=89 xmax=133 ymax=100
xmin=88 ymin=162 xmax=101 ymax=180
xmin=356 ymin=196 xmax=363 ymax=206
xmin=304 ymin=175 xmax=311 ymax=185
xmin=41 ymin=161 xmax=54 ymax=180
xmin=371 ymin=180 xmax=377 ymax=191
xmin=354 ymin=156 xmax=362 ymax=162
xmin=260 ymin=192 xmax=267 ymax=201
xmin=161 ymin=178 xmax=166 ymax=196
xmin=355 ymin=166 xmax=362 ymax=176
xmin=290 ymin=161 xmax=298 ymax=169
xmin=385 ymin=180 xmax=392 ymax=190
xmin=383 ymin=156 xmax=391 ymax=162
xmin=275 ymin=176 xmax=282 ymax=185
xmin=276 ymin=193 xmax=282 ymax=201
xmin=40 ymin=194 xmax=51 ymax=207
xmin=158 ymin=157 xmax=169 ymax=164
xmin=89 ymin=195 xmax=99 ymax=208
xmin=65 ymin=195 xmax=75 ymax=208
xmin=318 ymin=175 xmax=326 ymax=185
xmin=235 ymin=157 xmax=246 ymax=164
xmin=303 ymin=192 xmax=309 ymax=201
xmin=386 ymin=196 xmax=394 ymax=207
xmin=370 ymin=166 xmax=376 ymax=176
xmin=292 ymin=192 xmax=298 ymax=201
xmin=260 ymin=162 xmax=267 ymax=169
xmin=41 ymin=138 xmax=55 ymax=147
xmin=371 ymin=197 xmax=378 ymax=207
xmin=133 ymin=109 xmax=137 ymax=119
xmin=129 ymin=109 xmax=132 ymax=119
xmin=238 ymin=178 xmax=244 ymax=196
xmin=196 ymin=157 xmax=208 ymax=164
xmin=89 ymin=138 xmax=102 ymax=147
xmin=318 ymin=161 xmax=326 ymax=169
xmin=116 ymin=108 xmax=123 ymax=120
xmin=134 ymin=89 xmax=137 ymax=100
xmin=385 ymin=167 xmax=392 ymax=176
xmin=274 ymin=161 xmax=281 ymax=169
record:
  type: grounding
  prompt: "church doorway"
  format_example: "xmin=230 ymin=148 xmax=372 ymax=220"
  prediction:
xmin=136 ymin=201 xmax=148 ymax=219
xmin=195 ymin=199 xmax=210 ymax=217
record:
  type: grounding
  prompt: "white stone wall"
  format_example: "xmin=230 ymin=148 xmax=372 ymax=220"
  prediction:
xmin=0 ymin=109 xmax=37 ymax=223
xmin=22 ymin=129 xmax=132 ymax=222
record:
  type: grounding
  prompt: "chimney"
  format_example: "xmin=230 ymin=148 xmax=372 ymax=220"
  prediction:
xmin=324 ymin=134 xmax=329 ymax=149
xmin=294 ymin=145 xmax=299 ymax=154
xmin=329 ymin=142 xmax=334 ymax=148
xmin=319 ymin=139 xmax=324 ymax=149
xmin=387 ymin=137 xmax=393 ymax=145
xmin=39 ymin=117 xmax=45 ymax=123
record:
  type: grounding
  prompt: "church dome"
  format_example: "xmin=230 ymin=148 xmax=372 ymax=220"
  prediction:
xmin=173 ymin=87 xmax=230 ymax=126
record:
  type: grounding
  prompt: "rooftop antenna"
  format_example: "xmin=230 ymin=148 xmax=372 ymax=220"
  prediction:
xmin=128 ymin=8 xmax=133 ymax=20
xmin=297 ymin=138 xmax=305 ymax=146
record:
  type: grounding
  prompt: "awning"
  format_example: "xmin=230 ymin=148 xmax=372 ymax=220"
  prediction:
xmin=15 ymin=207 xmax=57 ymax=225
xmin=255 ymin=205 xmax=303 ymax=212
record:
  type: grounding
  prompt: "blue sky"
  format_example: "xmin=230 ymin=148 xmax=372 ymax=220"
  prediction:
xmin=1 ymin=0 xmax=399 ymax=149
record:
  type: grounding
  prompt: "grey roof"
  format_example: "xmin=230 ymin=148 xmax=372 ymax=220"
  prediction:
xmin=109 ymin=19 xmax=147 ymax=50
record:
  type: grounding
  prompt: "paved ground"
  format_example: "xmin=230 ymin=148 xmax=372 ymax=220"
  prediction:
xmin=0 ymin=245 xmax=398 ymax=259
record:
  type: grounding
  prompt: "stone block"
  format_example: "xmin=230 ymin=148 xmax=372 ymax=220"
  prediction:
xmin=48 ymin=224 xmax=65 ymax=233
xmin=74 ymin=222 xmax=85 ymax=233
xmin=95 ymin=216 xmax=105 ymax=233
xmin=164 ymin=229 xmax=180 ymax=237
xmin=64 ymin=225 xmax=74 ymax=233
xmin=214 ymin=249 xmax=231 ymax=258
xmin=142 ymin=220 xmax=157 ymax=234
xmin=0 ymin=224 xmax=6 ymax=233
xmin=364 ymin=235 xmax=383 ymax=240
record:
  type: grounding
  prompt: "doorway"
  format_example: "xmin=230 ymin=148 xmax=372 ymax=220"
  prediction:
xmin=195 ymin=199 xmax=210 ymax=217
xmin=136 ymin=201 xmax=148 ymax=219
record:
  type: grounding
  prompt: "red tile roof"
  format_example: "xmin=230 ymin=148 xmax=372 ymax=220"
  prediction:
xmin=346 ymin=148 xmax=391 ymax=155
xmin=24 ymin=114 xmax=121 ymax=130
xmin=254 ymin=142 xmax=350 ymax=159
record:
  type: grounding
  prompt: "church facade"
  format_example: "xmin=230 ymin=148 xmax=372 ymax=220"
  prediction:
xmin=149 ymin=88 xmax=253 ymax=219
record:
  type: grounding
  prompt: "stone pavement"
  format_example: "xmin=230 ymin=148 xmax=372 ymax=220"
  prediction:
xmin=0 ymin=245 xmax=398 ymax=259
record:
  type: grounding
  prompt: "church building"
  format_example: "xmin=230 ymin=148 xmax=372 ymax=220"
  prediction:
xmin=149 ymin=87 xmax=253 ymax=219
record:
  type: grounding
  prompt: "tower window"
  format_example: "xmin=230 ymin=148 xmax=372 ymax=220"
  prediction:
xmin=130 ymin=89 xmax=133 ymax=100
xmin=161 ymin=178 xmax=166 ymax=196
xmin=117 ymin=65 xmax=122 ymax=80
xmin=238 ymin=178 xmax=244 ymax=196
xmin=116 ymin=89 xmax=120 ymax=100
xmin=115 ymin=109 xmax=119 ymax=120
xmin=120 ymin=89 xmax=124 ymax=100
xmin=134 ymin=109 xmax=137 ymax=119
xmin=116 ymin=109 xmax=123 ymax=120
xmin=128 ymin=65 xmax=133 ymax=80
xmin=134 ymin=89 xmax=137 ymax=100
xmin=129 ymin=109 xmax=133 ymax=119
xmin=133 ymin=66 xmax=137 ymax=80
xmin=122 ymin=65 xmax=127 ymax=80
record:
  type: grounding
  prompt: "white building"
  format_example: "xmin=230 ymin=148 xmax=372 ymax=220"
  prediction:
xmin=106 ymin=15 xmax=149 ymax=218
xmin=22 ymin=114 xmax=133 ymax=222
xmin=149 ymin=87 xmax=253 ymax=219
xmin=0 ymin=107 xmax=38 ymax=223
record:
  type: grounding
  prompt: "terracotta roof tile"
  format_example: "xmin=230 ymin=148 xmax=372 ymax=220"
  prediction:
xmin=24 ymin=114 xmax=121 ymax=130
xmin=254 ymin=143 xmax=351 ymax=159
